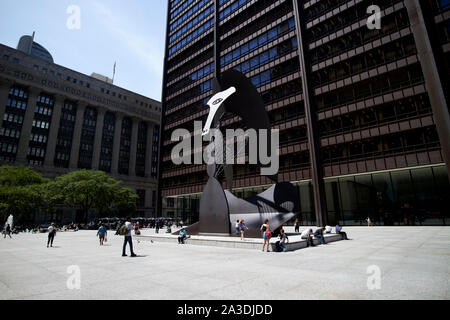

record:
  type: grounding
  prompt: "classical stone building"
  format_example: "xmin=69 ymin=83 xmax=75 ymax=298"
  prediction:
xmin=0 ymin=41 xmax=161 ymax=223
xmin=159 ymin=0 xmax=450 ymax=226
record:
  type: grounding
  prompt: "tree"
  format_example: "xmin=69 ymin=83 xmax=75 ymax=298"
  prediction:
xmin=54 ymin=170 xmax=138 ymax=222
xmin=0 ymin=166 xmax=51 ymax=222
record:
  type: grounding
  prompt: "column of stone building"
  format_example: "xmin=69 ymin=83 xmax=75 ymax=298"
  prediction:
xmin=0 ymin=80 xmax=13 ymax=129
xmin=69 ymin=103 xmax=88 ymax=170
xmin=16 ymin=88 xmax=40 ymax=164
xmin=144 ymin=121 xmax=155 ymax=215
xmin=91 ymin=107 xmax=106 ymax=170
xmin=111 ymin=113 xmax=124 ymax=175
xmin=129 ymin=118 xmax=139 ymax=177
xmin=145 ymin=121 xmax=154 ymax=178
xmin=44 ymin=94 xmax=65 ymax=167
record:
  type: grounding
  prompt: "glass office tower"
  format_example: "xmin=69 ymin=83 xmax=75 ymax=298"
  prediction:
xmin=159 ymin=0 xmax=450 ymax=226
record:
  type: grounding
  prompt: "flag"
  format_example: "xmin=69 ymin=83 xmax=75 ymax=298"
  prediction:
xmin=112 ymin=61 xmax=116 ymax=83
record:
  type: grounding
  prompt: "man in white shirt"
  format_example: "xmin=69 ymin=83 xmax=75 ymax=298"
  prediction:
xmin=301 ymin=228 xmax=315 ymax=247
xmin=325 ymin=225 xmax=332 ymax=234
xmin=47 ymin=223 xmax=56 ymax=248
xmin=122 ymin=217 xmax=137 ymax=257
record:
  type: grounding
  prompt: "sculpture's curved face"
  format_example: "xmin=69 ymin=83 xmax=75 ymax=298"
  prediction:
xmin=202 ymin=87 xmax=236 ymax=136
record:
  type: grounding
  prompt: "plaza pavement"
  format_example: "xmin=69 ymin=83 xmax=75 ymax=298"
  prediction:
xmin=0 ymin=226 xmax=449 ymax=300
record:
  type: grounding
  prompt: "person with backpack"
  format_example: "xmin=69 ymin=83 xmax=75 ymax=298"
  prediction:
xmin=261 ymin=219 xmax=271 ymax=252
xmin=97 ymin=222 xmax=107 ymax=246
xmin=121 ymin=217 xmax=137 ymax=257
xmin=47 ymin=223 xmax=56 ymax=247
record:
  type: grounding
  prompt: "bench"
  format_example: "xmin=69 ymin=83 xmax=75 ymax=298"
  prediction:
xmin=270 ymin=233 xmax=343 ymax=252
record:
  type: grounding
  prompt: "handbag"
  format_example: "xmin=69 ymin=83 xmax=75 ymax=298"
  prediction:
xmin=265 ymin=230 xmax=272 ymax=239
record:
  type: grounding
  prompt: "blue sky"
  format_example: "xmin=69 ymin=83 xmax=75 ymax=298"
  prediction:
xmin=0 ymin=0 xmax=167 ymax=101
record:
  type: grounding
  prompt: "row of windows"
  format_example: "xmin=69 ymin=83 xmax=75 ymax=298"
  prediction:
xmin=37 ymin=95 xmax=53 ymax=106
xmin=219 ymin=0 xmax=252 ymax=20
xmin=167 ymin=62 xmax=215 ymax=96
xmin=306 ymin=0 xmax=402 ymax=43
xmin=169 ymin=18 xmax=214 ymax=56
xmin=249 ymin=58 xmax=300 ymax=88
xmin=166 ymin=79 xmax=212 ymax=110
xmin=34 ymin=105 xmax=53 ymax=116
xmin=8 ymin=87 xmax=28 ymax=99
xmin=30 ymin=133 xmax=48 ymax=143
xmin=170 ymin=0 xmax=197 ymax=20
xmin=0 ymin=127 xmax=20 ymax=139
xmin=0 ymin=142 xmax=17 ymax=154
xmin=56 ymin=152 xmax=70 ymax=161
xmin=315 ymin=64 xmax=424 ymax=111
xmin=3 ymin=113 xmax=24 ymax=124
xmin=6 ymin=98 xmax=27 ymax=111
xmin=169 ymin=4 xmax=214 ymax=43
xmin=32 ymin=120 xmax=50 ymax=130
xmin=311 ymin=36 xmax=417 ymax=87
xmin=232 ymin=37 xmax=298 ymax=74
xmin=28 ymin=147 xmax=45 ymax=158
xmin=310 ymin=9 xmax=409 ymax=64
xmin=220 ymin=17 xmax=296 ymax=67
xmin=261 ymin=79 xmax=303 ymax=105
xmin=319 ymin=94 xmax=432 ymax=137
xmin=321 ymin=127 xmax=440 ymax=164
xmin=2 ymin=55 xmax=19 ymax=64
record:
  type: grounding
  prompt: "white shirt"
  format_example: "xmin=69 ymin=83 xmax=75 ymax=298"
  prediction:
xmin=125 ymin=222 xmax=132 ymax=236
xmin=325 ymin=226 xmax=332 ymax=233
xmin=301 ymin=229 xmax=311 ymax=237
xmin=48 ymin=226 xmax=55 ymax=234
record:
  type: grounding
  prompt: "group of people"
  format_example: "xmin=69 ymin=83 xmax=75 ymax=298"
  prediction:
xmin=235 ymin=218 xmax=349 ymax=252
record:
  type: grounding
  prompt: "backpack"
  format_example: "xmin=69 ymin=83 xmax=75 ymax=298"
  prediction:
xmin=265 ymin=230 xmax=272 ymax=239
xmin=119 ymin=225 xmax=128 ymax=236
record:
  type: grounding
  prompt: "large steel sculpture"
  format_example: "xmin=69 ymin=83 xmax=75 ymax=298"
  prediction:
xmin=175 ymin=70 xmax=299 ymax=238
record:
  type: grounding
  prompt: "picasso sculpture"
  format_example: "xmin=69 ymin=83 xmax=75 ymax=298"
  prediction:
xmin=176 ymin=70 xmax=299 ymax=238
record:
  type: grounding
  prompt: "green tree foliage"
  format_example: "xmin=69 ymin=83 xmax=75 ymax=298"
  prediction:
xmin=54 ymin=170 xmax=138 ymax=221
xmin=0 ymin=166 xmax=51 ymax=221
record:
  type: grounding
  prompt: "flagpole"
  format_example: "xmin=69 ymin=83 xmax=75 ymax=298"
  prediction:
xmin=112 ymin=62 xmax=116 ymax=84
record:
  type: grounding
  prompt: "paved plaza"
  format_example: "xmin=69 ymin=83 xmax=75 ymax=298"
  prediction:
xmin=0 ymin=226 xmax=449 ymax=300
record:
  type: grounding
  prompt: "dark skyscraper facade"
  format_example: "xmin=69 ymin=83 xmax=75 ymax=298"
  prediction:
xmin=159 ymin=0 xmax=450 ymax=226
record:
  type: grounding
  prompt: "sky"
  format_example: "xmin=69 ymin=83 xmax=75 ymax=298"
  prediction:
xmin=0 ymin=0 xmax=167 ymax=101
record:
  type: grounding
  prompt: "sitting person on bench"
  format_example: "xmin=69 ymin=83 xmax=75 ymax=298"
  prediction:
xmin=325 ymin=225 xmax=332 ymax=234
xmin=336 ymin=224 xmax=348 ymax=240
xmin=300 ymin=228 xmax=315 ymax=247
xmin=178 ymin=227 xmax=188 ymax=244
xmin=314 ymin=227 xmax=326 ymax=244
xmin=275 ymin=229 xmax=289 ymax=252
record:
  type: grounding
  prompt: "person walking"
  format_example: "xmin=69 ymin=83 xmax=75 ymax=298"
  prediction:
xmin=122 ymin=217 xmax=137 ymax=257
xmin=239 ymin=219 xmax=248 ymax=241
xmin=366 ymin=217 xmax=373 ymax=227
xmin=294 ymin=218 xmax=300 ymax=233
xmin=261 ymin=219 xmax=271 ymax=252
xmin=47 ymin=223 xmax=56 ymax=247
xmin=97 ymin=223 xmax=107 ymax=246
xmin=4 ymin=224 xmax=12 ymax=239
